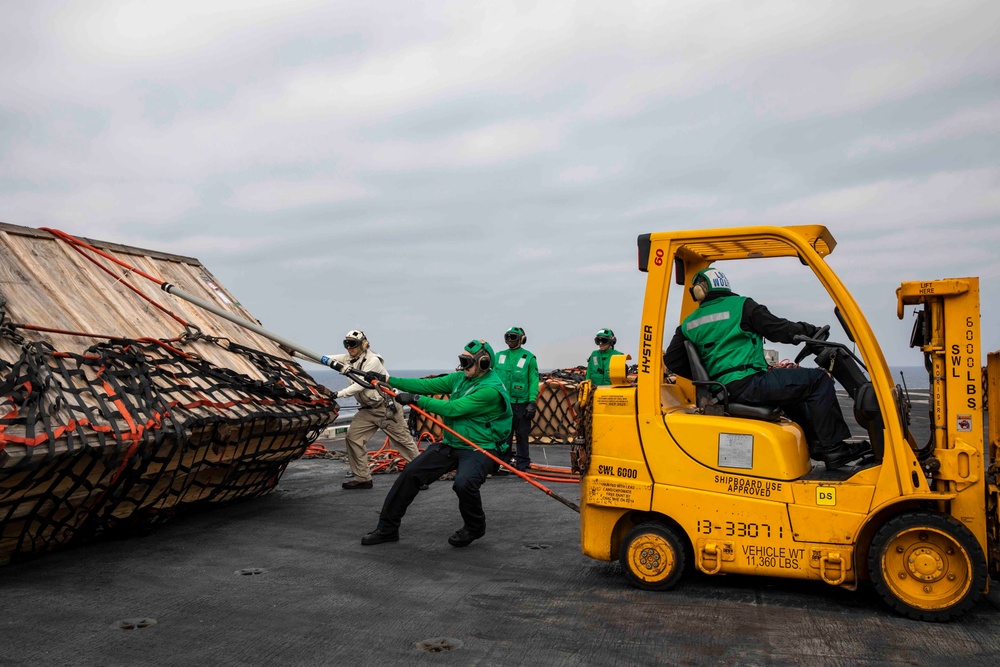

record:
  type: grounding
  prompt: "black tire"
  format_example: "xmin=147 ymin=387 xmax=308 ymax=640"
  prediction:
xmin=619 ymin=523 xmax=686 ymax=591
xmin=868 ymin=511 xmax=987 ymax=622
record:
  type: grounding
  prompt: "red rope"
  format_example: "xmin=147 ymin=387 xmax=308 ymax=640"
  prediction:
xmin=0 ymin=385 xmax=330 ymax=451
xmin=548 ymin=379 xmax=578 ymax=420
xmin=40 ymin=228 xmax=189 ymax=328
xmin=40 ymin=228 xmax=166 ymax=284
xmin=0 ymin=229 xmax=333 ymax=453
xmin=373 ymin=383 xmax=580 ymax=512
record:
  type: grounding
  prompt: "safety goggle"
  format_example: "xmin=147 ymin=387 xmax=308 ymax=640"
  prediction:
xmin=457 ymin=355 xmax=476 ymax=370
xmin=503 ymin=333 xmax=520 ymax=341
xmin=595 ymin=337 xmax=611 ymax=345
xmin=343 ymin=339 xmax=361 ymax=349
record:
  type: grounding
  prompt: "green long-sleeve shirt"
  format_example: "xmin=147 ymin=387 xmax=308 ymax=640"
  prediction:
xmin=389 ymin=371 xmax=512 ymax=450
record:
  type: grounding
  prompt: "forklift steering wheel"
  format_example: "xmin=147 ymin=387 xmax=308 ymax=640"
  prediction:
xmin=793 ymin=324 xmax=830 ymax=365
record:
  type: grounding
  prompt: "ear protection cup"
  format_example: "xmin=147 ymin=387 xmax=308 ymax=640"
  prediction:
xmin=463 ymin=339 xmax=493 ymax=371
xmin=506 ymin=327 xmax=527 ymax=346
xmin=595 ymin=328 xmax=616 ymax=346
xmin=690 ymin=267 xmax=729 ymax=302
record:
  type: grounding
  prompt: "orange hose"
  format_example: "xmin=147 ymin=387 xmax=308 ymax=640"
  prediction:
xmin=528 ymin=463 xmax=578 ymax=476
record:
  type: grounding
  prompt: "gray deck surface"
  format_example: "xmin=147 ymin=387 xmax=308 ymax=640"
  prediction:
xmin=2 ymin=392 xmax=1000 ymax=666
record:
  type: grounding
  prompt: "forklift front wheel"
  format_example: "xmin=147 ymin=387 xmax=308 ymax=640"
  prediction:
xmin=868 ymin=511 xmax=986 ymax=622
xmin=620 ymin=523 xmax=686 ymax=591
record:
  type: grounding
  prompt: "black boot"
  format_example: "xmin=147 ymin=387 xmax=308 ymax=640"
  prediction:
xmin=447 ymin=527 xmax=485 ymax=548
xmin=361 ymin=527 xmax=399 ymax=545
xmin=822 ymin=441 xmax=870 ymax=470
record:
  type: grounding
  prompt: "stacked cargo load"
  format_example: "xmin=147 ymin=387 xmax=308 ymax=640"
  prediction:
xmin=0 ymin=222 xmax=338 ymax=564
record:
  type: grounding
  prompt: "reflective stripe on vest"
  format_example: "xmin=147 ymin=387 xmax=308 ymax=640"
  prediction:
xmin=681 ymin=295 xmax=768 ymax=386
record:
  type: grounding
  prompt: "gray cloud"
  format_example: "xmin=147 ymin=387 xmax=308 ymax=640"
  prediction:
xmin=1 ymin=0 xmax=998 ymax=372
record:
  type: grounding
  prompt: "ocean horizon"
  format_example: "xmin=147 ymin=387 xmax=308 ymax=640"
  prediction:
xmin=306 ymin=365 xmax=931 ymax=405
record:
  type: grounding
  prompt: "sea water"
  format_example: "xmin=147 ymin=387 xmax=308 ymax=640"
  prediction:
xmin=307 ymin=365 xmax=931 ymax=399
xmin=890 ymin=366 xmax=930 ymax=391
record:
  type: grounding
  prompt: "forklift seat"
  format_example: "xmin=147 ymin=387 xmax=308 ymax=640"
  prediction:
xmin=684 ymin=341 xmax=782 ymax=422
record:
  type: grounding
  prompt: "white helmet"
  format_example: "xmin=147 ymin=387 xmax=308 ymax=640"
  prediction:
xmin=343 ymin=329 xmax=368 ymax=353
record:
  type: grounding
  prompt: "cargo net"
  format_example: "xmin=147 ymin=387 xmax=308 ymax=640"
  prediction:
xmin=406 ymin=367 xmax=588 ymax=447
xmin=0 ymin=337 xmax=337 ymax=564
xmin=532 ymin=367 xmax=586 ymax=444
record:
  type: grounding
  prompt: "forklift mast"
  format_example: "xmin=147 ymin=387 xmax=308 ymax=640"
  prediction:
xmin=898 ymin=279 xmax=990 ymax=569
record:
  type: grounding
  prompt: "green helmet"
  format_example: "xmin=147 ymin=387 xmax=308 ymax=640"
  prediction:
xmin=594 ymin=328 xmax=617 ymax=346
xmin=459 ymin=339 xmax=495 ymax=371
xmin=504 ymin=326 xmax=526 ymax=346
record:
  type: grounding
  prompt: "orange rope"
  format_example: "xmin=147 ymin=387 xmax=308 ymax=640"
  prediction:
xmin=0 ymin=383 xmax=330 ymax=450
xmin=556 ymin=380 xmax=578 ymax=420
xmin=0 ymin=229 xmax=333 ymax=453
xmin=517 ymin=473 xmax=578 ymax=484
xmin=40 ymin=228 xmax=189 ymax=328
xmin=528 ymin=462 xmax=578 ymax=476
xmin=304 ymin=443 xmax=334 ymax=458
xmin=373 ymin=382 xmax=580 ymax=512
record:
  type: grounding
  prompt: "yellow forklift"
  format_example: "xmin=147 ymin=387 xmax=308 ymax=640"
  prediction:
xmin=577 ymin=224 xmax=999 ymax=621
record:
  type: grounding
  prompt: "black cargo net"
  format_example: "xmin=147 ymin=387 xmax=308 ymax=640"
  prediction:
xmin=407 ymin=375 xmax=448 ymax=444
xmin=531 ymin=367 xmax=586 ymax=445
xmin=0 ymin=336 xmax=337 ymax=564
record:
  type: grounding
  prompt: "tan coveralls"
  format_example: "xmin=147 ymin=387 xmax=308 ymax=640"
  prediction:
xmin=330 ymin=349 xmax=420 ymax=483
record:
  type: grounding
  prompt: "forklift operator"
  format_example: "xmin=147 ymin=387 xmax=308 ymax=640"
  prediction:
xmin=663 ymin=267 xmax=870 ymax=470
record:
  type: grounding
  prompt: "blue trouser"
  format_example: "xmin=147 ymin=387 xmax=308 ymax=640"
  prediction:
xmin=506 ymin=402 xmax=532 ymax=470
xmin=377 ymin=442 xmax=493 ymax=535
xmin=733 ymin=367 xmax=852 ymax=456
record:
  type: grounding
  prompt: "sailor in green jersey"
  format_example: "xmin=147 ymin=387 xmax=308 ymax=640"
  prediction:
xmin=663 ymin=266 xmax=870 ymax=471
xmin=586 ymin=328 xmax=624 ymax=385
xmin=495 ymin=326 xmax=539 ymax=472
xmin=360 ymin=339 xmax=512 ymax=548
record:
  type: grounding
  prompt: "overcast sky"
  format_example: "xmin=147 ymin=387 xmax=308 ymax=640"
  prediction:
xmin=2 ymin=1 xmax=998 ymax=372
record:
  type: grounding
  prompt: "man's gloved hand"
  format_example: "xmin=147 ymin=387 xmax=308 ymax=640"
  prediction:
xmin=524 ymin=403 xmax=537 ymax=419
xmin=394 ymin=392 xmax=419 ymax=406
xmin=330 ymin=391 xmax=338 ymax=400
xmin=363 ymin=371 xmax=387 ymax=384
xmin=322 ymin=356 xmax=346 ymax=373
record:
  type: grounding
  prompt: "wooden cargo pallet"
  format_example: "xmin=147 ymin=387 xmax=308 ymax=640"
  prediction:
xmin=0 ymin=222 xmax=338 ymax=564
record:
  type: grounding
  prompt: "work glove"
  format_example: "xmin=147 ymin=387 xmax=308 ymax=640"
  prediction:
xmin=801 ymin=323 xmax=821 ymax=339
xmin=524 ymin=403 xmax=537 ymax=419
xmin=330 ymin=391 xmax=338 ymax=400
xmin=394 ymin=392 xmax=419 ymax=406
xmin=322 ymin=356 xmax=346 ymax=373
xmin=363 ymin=371 xmax=387 ymax=384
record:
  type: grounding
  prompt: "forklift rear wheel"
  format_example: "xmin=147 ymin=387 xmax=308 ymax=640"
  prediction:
xmin=868 ymin=511 xmax=986 ymax=622
xmin=620 ymin=523 xmax=686 ymax=591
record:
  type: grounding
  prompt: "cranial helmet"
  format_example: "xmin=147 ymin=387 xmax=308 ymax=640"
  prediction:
xmin=504 ymin=326 xmax=526 ymax=347
xmin=343 ymin=329 xmax=368 ymax=354
xmin=594 ymin=328 xmax=617 ymax=347
xmin=457 ymin=339 xmax=495 ymax=371
xmin=690 ymin=267 xmax=731 ymax=302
